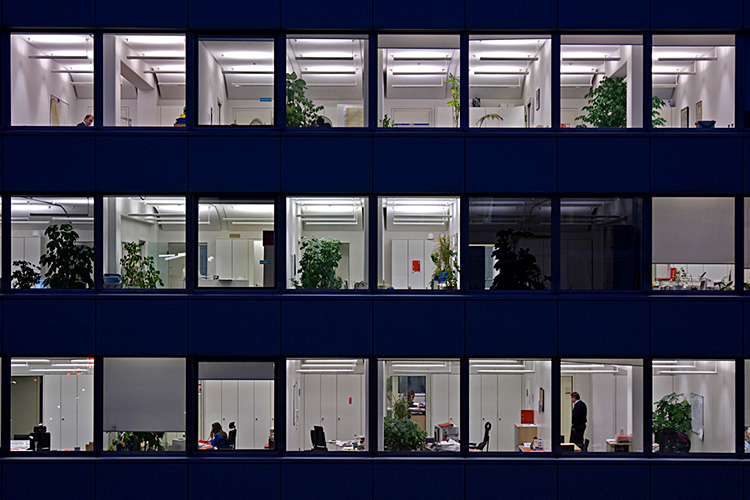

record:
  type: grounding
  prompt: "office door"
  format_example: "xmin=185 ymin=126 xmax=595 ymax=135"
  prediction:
xmin=336 ymin=375 xmax=362 ymax=441
xmin=480 ymin=375 xmax=499 ymax=451
xmin=391 ymin=240 xmax=408 ymax=289
xmin=254 ymin=380 xmax=274 ymax=449
xmin=238 ymin=380 xmax=255 ymax=449
xmin=496 ymin=375 xmax=522 ymax=452
xmin=11 ymin=376 xmax=41 ymax=438
xmin=221 ymin=380 xmax=239 ymax=430
xmin=561 ymin=376 xmax=573 ymax=442
xmin=320 ymin=375 xmax=337 ymax=439
xmin=302 ymin=374 xmax=321 ymax=447
xmin=202 ymin=380 xmax=222 ymax=440
xmin=43 ymin=375 xmax=62 ymax=449
xmin=77 ymin=375 xmax=94 ymax=449
xmin=60 ymin=375 xmax=78 ymax=450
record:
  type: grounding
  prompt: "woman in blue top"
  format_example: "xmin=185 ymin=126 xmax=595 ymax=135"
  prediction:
xmin=210 ymin=422 xmax=229 ymax=449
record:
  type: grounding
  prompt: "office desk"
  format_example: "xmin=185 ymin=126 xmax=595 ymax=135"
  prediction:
xmin=517 ymin=445 xmax=547 ymax=452
xmin=560 ymin=442 xmax=581 ymax=452
xmin=514 ymin=423 xmax=538 ymax=448
xmin=606 ymin=439 xmax=633 ymax=452
xmin=328 ymin=439 xmax=366 ymax=451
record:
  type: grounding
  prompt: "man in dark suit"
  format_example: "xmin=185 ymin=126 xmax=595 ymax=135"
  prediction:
xmin=77 ymin=114 xmax=94 ymax=127
xmin=570 ymin=391 xmax=587 ymax=446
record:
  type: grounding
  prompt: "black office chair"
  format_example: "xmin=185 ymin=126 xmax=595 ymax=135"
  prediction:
xmin=310 ymin=425 xmax=328 ymax=452
xmin=581 ymin=438 xmax=590 ymax=452
xmin=227 ymin=422 xmax=237 ymax=450
xmin=469 ymin=422 xmax=492 ymax=451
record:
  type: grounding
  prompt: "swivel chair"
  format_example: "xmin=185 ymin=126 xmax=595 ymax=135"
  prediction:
xmin=582 ymin=438 xmax=590 ymax=452
xmin=468 ymin=422 xmax=492 ymax=451
xmin=227 ymin=422 xmax=237 ymax=450
xmin=310 ymin=425 xmax=328 ymax=452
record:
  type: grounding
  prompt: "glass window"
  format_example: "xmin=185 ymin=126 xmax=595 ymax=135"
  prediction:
xmin=104 ymin=358 xmax=186 ymax=452
xmin=198 ymin=198 xmax=275 ymax=288
xmin=379 ymin=359 xmax=460 ymax=452
xmin=652 ymin=35 xmax=735 ymax=129
xmin=286 ymin=358 xmax=368 ymax=452
xmin=10 ymin=196 xmax=94 ymax=289
xmin=287 ymin=197 xmax=368 ymax=290
xmin=103 ymin=196 xmax=185 ymax=289
xmin=652 ymin=197 xmax=734 ymax=291
xmin=11 ymin=33 xmax=94 ymax=127
xmin=198 ymin=362 xmax=275 ymax=451
xmin=10 ymin=357 xmax=94 ymax=452
xmin=744 ymin=360 xmax=750 ymax=453
xmin=560 ymin=359 xmax=643 ymax=453
xmin=468 ymin=197 xmax=550 ymax=290
xmin=469 ymin=36 xmax=551 ymax=128
xmin=560 ymin=35 xmax=643 ymax=128
xmin=744 ymin=199 xmax=750 ymax=291
xmin=103 ymin=34 xmax=185 ymax=127
xmin=198 ymin=37 xmax=274 ymax=126
xmin=653 ymin=359 xmax=735 ymax=453
xmin=378 ymin=35 xmax=460 ymax=128
xmin=286 ymin=35 xmax=368 ymax=127
xmin=469 ymin=359 xmax=551 ymax=452
xmin=561 ymin=198 xmax=642 ymax=290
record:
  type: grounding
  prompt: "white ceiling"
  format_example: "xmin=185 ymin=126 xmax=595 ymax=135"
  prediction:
xmin=16 ymin=34 xmax=94 ymax=100
xmin=11 ymin=196 xmax=94 ymax=227
xmin=119 ymin=35 xmax=186 ymax=100
xmin=286 ymin=37 xmax=366 ymax=101
xmin=201 ymin=39 xmax=274 ymax=101
xmin=12 ymin=357 xmax=94 ymax=376
xmin=469 ymin=38 xmax=548 ymax=100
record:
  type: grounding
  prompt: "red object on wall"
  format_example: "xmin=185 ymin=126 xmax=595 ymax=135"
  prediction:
xmin=521 ymin=410 xmax=534 ymax=424
xmin=670 ymin=267 xmax=676 ymax=280
xmin=349 ymin=397 xmax=352 ymax=404
xmin=412 ymin=260 xmax=421 ymax=272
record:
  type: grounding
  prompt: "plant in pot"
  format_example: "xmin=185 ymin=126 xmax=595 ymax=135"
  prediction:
xmin=110 ymin=431 xmax=166 ymax=452
xmin=38 ymin=224 xmax=94 ymax=289
xmin=490 ymin=229 xmax=550 ymax=290
xmin=291 ymin=236 xmax=343 ymax=289
xmin=384 ymin=398 xmax=427 ymax=452
xmin=286 ymin=72 xmax=323 ymax=127
xmin=10 ymin=260 xmax=41 ymax=289
xmin=575 ymin=76 xmax=627 ymax=128
xmin=120 ymin=241 xmax=164 ymax=289
xmin=430 ymin=234 xmax=459 ymax=289
xmin=652 ymin=392 xmax=692 ymax=453
xmin=445 ymin=73 xmax=460 ymax=127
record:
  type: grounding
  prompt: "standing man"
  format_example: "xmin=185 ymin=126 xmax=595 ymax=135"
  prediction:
xmin=77 ymin=114 xmax=94 ymax=127
xmin=570 ymin=392 xmax=587 ymax=446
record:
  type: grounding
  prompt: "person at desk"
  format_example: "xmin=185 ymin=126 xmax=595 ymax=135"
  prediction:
xmin=77 ymin=114 xmax=94 ymax=127
xmin=570 ymin=392 xmax=587 ymax=445
xmin=406 ymin=389 xmax=416 ymax=405
xmin=209 ymin=422 xmax=229 ymax=449
xmin=744 ymin=426 xmax=750 ymax=453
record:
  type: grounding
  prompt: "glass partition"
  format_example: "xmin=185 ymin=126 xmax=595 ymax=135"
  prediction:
xmin=11 ymin=33 xmax=94 ymax=126
xmin=103 ymin=196 xmax=186 ymax=289
xmin=652 ymin=35 xmax=735 ymax=128
xmin=469 ymin=35 xmax=551 ymax=128
xmin=469 ymin=359 xmax=551 ymax=452
xmin=10 ymin=196 xmax=94 ymax=289
xmin=103 ymin=34 xmax=185 ymax=127
xmin=378 ymin=359 xmax=460 ymax=452
xmin=198 ymin=198 xmax=275 ymax=288
xmin=560 ymin=35 xmax=643 ymax=128
xmin=198 ymin=37 xmax=274 ymax=126
xmin=560 ymin=359 xmax=643 ymax=453
xmin=652 ymin=359 xmax=735 ymax=453
xmin=652 ymin=197 xmax=734 ymax=290
xmin=10 ymin=357 xmax=94 ymax=452
xmin=286 ymin=358 xmax=368 ymax=452
xmin=198 ymin=361 xmax=275 ymax=450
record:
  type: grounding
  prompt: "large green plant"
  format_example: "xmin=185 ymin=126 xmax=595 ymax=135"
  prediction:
xmin=445 ymin=73 xmax=460 ymax=127
xmin=292 ymin=236 xmax=343 ymax=289
xmin=11 ymin=260 xmax=41 ymax=289
xmin=111 ymin=431 xmax=165 ymax=452
xmin=575 ymin=76 xmax=627 ymax=128
xmin=286 ymin=72 xmax=323 ymax=127
xmin=38 ymin=224 xmax=94 ymax=289
xmin=490 ymin=229 xmax=549 ymax=290
xmin=653 ymin=392 xmax=692 ymax=436
xmin=652 ymin=96 xmax=667 ymax=127
xmin=120 ymin=241 xmax=163 ymax=289
xmin=430 ymin=234 xmax=459 ymax=289
xmin=384 ymin=398 xmax=427 ymax=452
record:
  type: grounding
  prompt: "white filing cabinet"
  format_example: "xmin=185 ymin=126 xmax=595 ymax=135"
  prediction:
xmin=392 ymin=239 xmax=437 ymax=289
xmin=301 ymin=374 xmax=364 ymax=446
xmin=430 ymin=373 xmax=460 ymax=432
xmin=215 ymin=238 xmax=256 ymax=283
xmin=469 ymin=374 xmax=522 ymax=452
xmin=202 ymin=379 xmax=274 ymax=449
xmin=42 ymin=374 xmax=94 ymax=450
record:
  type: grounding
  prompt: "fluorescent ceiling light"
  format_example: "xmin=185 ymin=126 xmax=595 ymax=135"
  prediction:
xmin=51 ymin=70 xmax=93 ymax=74
xmin=219 ymin=51 xmax=274 ymax=60
xmin=393 ymin=54 xmax=452 ymax=61
xmin=657 ymin=56 xmax=717 ymax=62
xmin=560 ymin=364 xmax=605 ymax=368
xmin=301 ymin=364 xmax=355 ymax=368
xmin=123 ymin=36 xmax=185 ymax=45
xmin=29 ymin=55 xmax=89 ymax=60
xmin=391 ymin=84 xmax=444 ymax=88
xmin=478 ymin=56 xmax=538 ymax=61
xmin=653 ymin=71 xmax=696 ymax=75
xmin=561 ymin=369 xmax=619 ymax=374
xmin=474 ymin=70 xmax=529 ymax=75
xmin=391 ymin=363 xmax=446 ymax=368
xmin=30 ymin=368 xmax=88 ymax=372
xmin=52 ymin=363 xmax=94 ymax=367
xmin=24 ymin=34 xmax=92 ymax=44
xmin=296 ymin=55 xmax=354 ymax=60
xmin=657 ymin=370 xmax=717 ymax=375
xmin=302 ymin=69 xmax=357 ymax=75
xmin=13 ymin=359 xmax=50 ymax=363
xmin=477 ymin=369 xmax=535 ymax=373
xmin=297 ymin=369 xmax=355 ymax=373
xmin=304 ymin=359 xmax=359 ymax=363
xmin=127 ymin=55 xmax=185 ymax=60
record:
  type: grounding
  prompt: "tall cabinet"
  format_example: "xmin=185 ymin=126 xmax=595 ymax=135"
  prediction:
xmin=42 ymin=374 xmax=94 ymax=450
xmin=301 ymin=374 xmax=364 ymax=446
xmin=202 ymin=380 xmax=274 ymax=449
xmin=469 ymin=374 xmax=522 ymax=452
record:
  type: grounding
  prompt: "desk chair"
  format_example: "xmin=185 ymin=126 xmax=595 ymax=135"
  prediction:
xmin=227 ymin=422 xmax=237 ymax=450
xmin=310 ymin=426 xmax=328 ymax=452
xmin=581 ymin=439 xmax=590 ymax=452
xmin=469 ymin=422 xmax=492 ymax=451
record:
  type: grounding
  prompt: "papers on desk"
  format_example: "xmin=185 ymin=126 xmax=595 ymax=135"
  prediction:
xmin=10 ymin=440 xmax=30 ymax=452
xmin=436 ymin=438 xmax=459 ymax=452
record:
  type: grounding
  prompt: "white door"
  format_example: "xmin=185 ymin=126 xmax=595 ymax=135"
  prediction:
xmin=77 ymin=375 xmax=94 ymax=449
xmin=253 ymin=241 xmax=264 ymax=286
xmin=254 ymin=380 xmax=274 ymax=449
xmin=391 ymin=240 xmax=408 ymax=288
xmin=480 ymin=375 xmax=499 ymax=451
xmin=561 ymin=376 xmax=573 ymax=442
xmin=215 ymin=239 xmax=232 ymax=279
xmin=238 ymin=380 xmax=255 ymax=449
xmin=497 ymin=375 xmax=522 ymax=451
xmin=408 ymin=240 xmax=425 ymax=289
xmin=202 ymin=380 xmax=223 ymax=440
xmin=430 ymin=374 xmax=452 ymax=430
xmin=302 ymin=375 xmax=321 ymax=448
xmin=60 ymin=376 xmax=78 ymax=450
xmin=320 ymin=375 xmax=337 ymax=439
xmin=221 ymin=381 xmax=239 ymax=429
xmin=43 ymin=375 xmax=62 ymax=450
xmin=231 ymin=239 xmax=250 ymax=281
xmin=336 ymin=375 xmax=362 ymax=441
xmin=469 ymin=374 xmax=484 ymax=444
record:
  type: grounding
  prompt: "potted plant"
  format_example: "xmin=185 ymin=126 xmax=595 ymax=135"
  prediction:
xmin=430 ymin=234 xmax=459 ymax=289
xmin=672 ymin=267 xmax=689 ymax=290
xmin=10 ymin=260 xmax=41 ymax=289
xmin=38 ymin=224 xmax=94 ymax=289
xmin=110 ymin=431 xmax=166 ymax=452
xmin=576 ymin=77 xmax=669 ymax=128
xmin=490 ymin=229 xmax=550 ymax=290
xmin=652 ymin=392 xmax=692 ymax=453
xmin=384 ymin=398 xmax=427 ymax=452
xmin=120 ymin=241 xmax=164 ymax=289
xmin=445 ymin=73 xmax=460 ymax=127
xmin=286 ymin=72 xmax=323 ymax=127
xmin=292 ymin=236 xmax=343 ymax=289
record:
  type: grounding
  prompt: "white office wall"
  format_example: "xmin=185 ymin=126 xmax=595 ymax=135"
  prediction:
xmin=42 ymin=374 xmax=94 ymax=450
xmin=198 ymin=43 xmax=226 ymax=125
xmin=526 ymin=360 xmax=552 ymax=449
xmin=523 ymin=39 xmax=552 ymax=128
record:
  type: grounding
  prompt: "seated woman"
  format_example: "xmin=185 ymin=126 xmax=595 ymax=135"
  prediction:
xmin=210 ymin=422 xmax=230 ymax=449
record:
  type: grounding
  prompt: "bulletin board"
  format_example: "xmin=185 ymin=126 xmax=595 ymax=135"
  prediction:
xmin=690 ymin=392 xmax=704 ymax=437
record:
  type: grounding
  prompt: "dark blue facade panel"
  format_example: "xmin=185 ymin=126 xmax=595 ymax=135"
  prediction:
xmin=466 ymin=463 xmax=556 ymax=499
xmin=558 ymin=137 xmax=649 ymax=193
xmin=558 ymin=0 xmax=649 ymax=29
xmin=96 ymin=464 xmax=188 ymax=500
xmin=374 ymin=0 xmax=464 ymax=29
xmin=559 ymin=464 xmax=649 ymax=500
xmin=745 ymin=302 xmax=750 ymax=356
xmin=558 ymin=300 xmax=650 ymax=357
xmin=374 ymin=137 xmax=464 ymax=193
xmin=282 ymin=0 xmax=372 ymax=29
xmin=651 ymin=464 xmax=742 ymax=500
xmin=189 ymin=0 xmax=280 ymax=29
xmin=374 ymin=299 xmax=464 ymax=356
xmin=281 ymin=463 xmax=373 ymax=500
xmin=3 ymin=0 xmax=95 ymax=27
xmin=96 ymin=298 xmax=188 ymax=355
xmin=189 ymin=298 xmax=281 ymax=356
xmin=189 ymin=136 xmax=280 ymax=193
xmin=95 ymin=0 xmax=188 ymax=28
xmin=97 ymin=136 xmax=188 ymax=192
xmin=651 ymin=0 xmax=743 ymax=29
xmin=375 ymin=463 xmax=464 ymax=500
xmin=189 ymin=463 xmax=281 ymax=499
xmin=282 ymin=299 xmax=373 ymax=355
xmin=465 ymin=0 xmax=556 ymax=29
xmin=282 ymin=137 xmax=372 ymax=194
xmin=465 ymin=137 xmax=556 ymax=194
xmin=651 ymin=300 xmax=742 ymax=357
xmin=2 ymin=297 xmax=95 ymax=354
xmin=3 ymin=463 xmax=94 ymax=500
xmin=651 ymin=137 xmax=742 ymax=193
xmin=466 ymin=300 xmax=557 ymax=357
xmin=4 ymin=135 xmax=95 ymax=192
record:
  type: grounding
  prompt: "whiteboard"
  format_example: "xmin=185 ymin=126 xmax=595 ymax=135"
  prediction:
xmin=690 ymin=392 xmax=704 ymax=436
